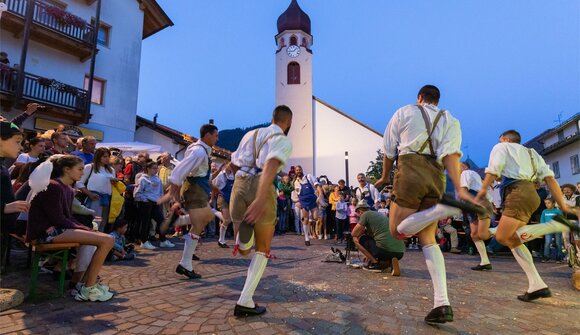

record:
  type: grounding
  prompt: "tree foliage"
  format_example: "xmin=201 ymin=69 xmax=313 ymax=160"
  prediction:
xmin=366 ymin=149 xmax=395 ymax=186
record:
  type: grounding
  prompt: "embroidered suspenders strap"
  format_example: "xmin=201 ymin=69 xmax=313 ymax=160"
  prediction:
xmin=527 ymin=149 xmax=537 ymax=182
xmin=253 ymin=130 xmax=284 ymax=166
xmin=417 ymin=105 xmax=445 ymax=156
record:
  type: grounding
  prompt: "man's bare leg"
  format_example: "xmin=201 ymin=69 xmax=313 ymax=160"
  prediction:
xmin=496 ymin=216 xmax=549 ymax=297
xmin=471 ymin=218 xmax=492 ymax=269
xmin=178 ymin=207 xmax=214 ymax=276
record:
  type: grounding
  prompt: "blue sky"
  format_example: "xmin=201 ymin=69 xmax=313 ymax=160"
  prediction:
xmin=137 ymin=0 xmax=580 ymax=166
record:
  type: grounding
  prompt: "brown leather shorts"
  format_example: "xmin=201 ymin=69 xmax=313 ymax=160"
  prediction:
xmin=180 ymin=180 xmax=210 ymax=210
xmin=230 ymin=175 xmax=276 ymax=226
xmin=502 ymin=181 xmax=540 ymax=223
xmin=392 ymin=154 xmax=445 ymax=211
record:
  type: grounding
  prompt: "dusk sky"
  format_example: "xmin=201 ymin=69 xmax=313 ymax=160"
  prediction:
xmin=137 ymin=0 xmax=580 ymax=166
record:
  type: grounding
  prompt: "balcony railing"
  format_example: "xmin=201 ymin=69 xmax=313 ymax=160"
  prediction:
xmin=3 ymin=0 xmax=95 ymax=44
xmin=1 ymin=64 xmax=88 ymax=116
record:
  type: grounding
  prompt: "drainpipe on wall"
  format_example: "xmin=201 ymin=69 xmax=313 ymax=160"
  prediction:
xmin=16 ymin=0 xmax=35 ymax=102
xmin=85 ymin=0 xmax=102 ymax=124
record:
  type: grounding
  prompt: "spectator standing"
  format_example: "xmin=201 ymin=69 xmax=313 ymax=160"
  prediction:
xmin=337 ymin=179 xmax=351 ymax=202
xmin=540 ymin=198 xmax=563 ymax=262
xmin=335 ymin=192 xmax=349 ymax=243
xmin=378 ymin=200 xmax=389 ymax=217
xmin=77 ymin=148 xmax=116 ymax=231
xmin=348 ymin=197 xmax=359 ymax=232
xmin=354 ymin=173 xmax=380 ymax=210
xmin=71 ymin=136 xmax=97 ymax=165
xmin=276 ymin=190 xmax=288 ymax=235
xmin=278 ymin=174 xmax=294 ymax=232
xmin=134 ymin=161 xmax=173 ymax=249
xmin=50 ymin=132 xmax=70 ymax=155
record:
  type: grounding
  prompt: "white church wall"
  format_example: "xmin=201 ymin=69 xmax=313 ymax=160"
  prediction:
xmin=313 ymin=99 xmax=383 ymax=187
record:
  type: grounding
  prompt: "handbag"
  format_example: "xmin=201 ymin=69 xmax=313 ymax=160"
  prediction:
xmin=76 ymin=164 xmax=94 ymax=204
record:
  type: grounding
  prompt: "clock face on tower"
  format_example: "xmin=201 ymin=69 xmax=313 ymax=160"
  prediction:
xmin=287 ymin=45 xmax=300 ymax=58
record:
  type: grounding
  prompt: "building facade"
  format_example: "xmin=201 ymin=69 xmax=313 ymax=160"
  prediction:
xmin=525 ymin=113 xmax=580 ymax=185
xmin=275 ymin=0 xmax=383 ymax=185
xmin=0 ymin=0 xmax=172 ymax=141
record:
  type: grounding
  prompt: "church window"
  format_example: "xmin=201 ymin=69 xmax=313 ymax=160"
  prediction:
xmin=301 ymin=37 xmax=307 ymax=47
xmin=287 ymin=62 xmax=300 ymax=85
xmin=290 ymin=35 xmax=297 ymax=46
xmin=280 ymin=37 xmax=285 ymax=47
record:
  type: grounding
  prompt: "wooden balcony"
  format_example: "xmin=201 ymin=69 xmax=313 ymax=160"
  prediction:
xmin=0 ymin=64 xmax=89 ymax=123
xmin=0 ymin=0 xmax=96 ymax=61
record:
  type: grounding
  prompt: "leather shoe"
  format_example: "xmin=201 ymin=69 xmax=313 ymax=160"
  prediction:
xmin=517 ymin=287 xmax=551 ymax=302
xmin=471 ymin=264 xmax=492 ymax=271
xmin=175 ymin=264 xmax=201 ymax=279
xmin=192 ymin=254 xmax=200 ymax=261
xmin=305 ymin=241 xmax=311 ymax=246
xmin=234 ymin=304 xmax=266 ymax=317
xmin=218 ymin=242 xmax=230 ymax=248
xmin=424 ymin=305 xmax=453 ymax=324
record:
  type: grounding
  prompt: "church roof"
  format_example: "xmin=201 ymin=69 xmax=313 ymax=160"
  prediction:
xmin=277 ymin=0 xmax=311 ymax=35
xmin=313 ymin=96 xmax=382 ymax=137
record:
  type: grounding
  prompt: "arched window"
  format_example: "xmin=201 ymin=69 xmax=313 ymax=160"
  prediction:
xmin=280 ymin=37 xmax=285 ymax=47
xmin=287 ymin=62 xmax=300 ymax=85
xmin=301 ymin=37 xmax=307 ymax=47
xmin=290 ymin=35 xmax=297 ymax=46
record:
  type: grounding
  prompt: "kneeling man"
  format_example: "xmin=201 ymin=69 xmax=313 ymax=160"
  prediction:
xmin=352 ymin=200 xmax=405 ymax=276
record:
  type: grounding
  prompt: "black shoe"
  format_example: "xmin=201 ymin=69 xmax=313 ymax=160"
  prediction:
xmin=305 ymin=241 xmax=311 ymax=246
xmin=517 ymin=287 xmax=551 ymax=302
xmin=424 ymin=305 xmax=453 ymax=324
xmin=553 ymin=214 xmax=580 ymax=233
xmin=471 ymin=264 xmax=492 ymax=271
xmin=218 ymin=242 xmax=230 ymax=248
xmin=440 ymin=193 xmax=489 ymax=216
xmin=192 ymin=254 xmax=200 ymax=261
xmin=176 ymin=264 xmax=201 ymax=279
xmin=363 ymin=262 xmax=382 ymax=273
xmin=239 ymin=220 xmax=254 ymax=244
xmin=234 ymin=304 xmax=266 ymax=317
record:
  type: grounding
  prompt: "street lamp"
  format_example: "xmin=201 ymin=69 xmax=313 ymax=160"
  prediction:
xmin=345 ymin=151 xmax=349 ymax=187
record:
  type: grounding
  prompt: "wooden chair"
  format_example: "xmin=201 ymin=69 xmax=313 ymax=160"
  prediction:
xmin=29 ymin=242 xmax=80 ymax=302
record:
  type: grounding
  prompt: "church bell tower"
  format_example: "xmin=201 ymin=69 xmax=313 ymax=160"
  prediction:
xmin=275 ymin=0 xmax=314 ymax=173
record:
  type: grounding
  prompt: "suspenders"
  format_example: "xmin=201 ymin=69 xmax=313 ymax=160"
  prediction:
xmin=416 ymin=104 xmax=445 ymax=157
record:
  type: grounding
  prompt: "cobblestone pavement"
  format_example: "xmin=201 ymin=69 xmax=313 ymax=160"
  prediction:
xmin=1 ymin=234 xmax=579 ymax=335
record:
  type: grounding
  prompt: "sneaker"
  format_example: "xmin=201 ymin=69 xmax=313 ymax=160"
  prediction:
xmin=363 ymin=262 xmax=382 ymax=273
xmin=75 ymin=284 xmax=114 ymax=302
xmin=159 ymin=240 xmax=175 ymax=248
xmin=141 ymin=241 xmax=157 ymax=250
xmin=449 ymin=247 xmax=462 ymax=254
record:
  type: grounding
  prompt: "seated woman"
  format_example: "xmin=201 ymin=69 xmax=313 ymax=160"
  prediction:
xmin=26 ymin=155 xmax=115 ymax=302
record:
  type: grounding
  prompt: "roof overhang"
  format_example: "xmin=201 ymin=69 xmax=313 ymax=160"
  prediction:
xmin=139 ymin=0 xmax=173 ymax=39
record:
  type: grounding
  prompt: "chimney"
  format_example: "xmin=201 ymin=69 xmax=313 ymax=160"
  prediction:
xmin=153 ymin=113 xmax=158 ymax=126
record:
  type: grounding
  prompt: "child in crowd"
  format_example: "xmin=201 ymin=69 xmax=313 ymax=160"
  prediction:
xmin=541 ymin=198 xmax=564 ymax=263
xmin=134 ymin=161 xmax=174 ymax=250
xmin=348 ymin=198 xmax=359 ymax=232
xmin=335 ymin=192 xmax=349 ymax=243
xmin=276 ymin=190 xmax=288 ymax=235
xmin=378 ymin=200 xmax=389 ymax=217
xmin=109 ymin=220 xmax=135 ymax=261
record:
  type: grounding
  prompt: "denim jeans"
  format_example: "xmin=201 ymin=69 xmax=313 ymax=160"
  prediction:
xmin=277 ymin=210 xmax=288 ymax=234
xmin=543 ymin=233 xmax=564 ymax=260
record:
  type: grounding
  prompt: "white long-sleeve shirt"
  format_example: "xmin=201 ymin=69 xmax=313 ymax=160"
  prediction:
xmin=460 ymin=169 xmax=492 ymax=202
xmin=212 ymin=170 xmax=235 ymax=190
xmin=294 ymin=174 xmax=319 ymax=195
xmin=76 ymin=164 xmax=115 ymax=195
xmin=354 ymin=183 xmax=380 ymax=205
xmin=231 ymin=124 xmax=292 ymax=177
xmin=485 ymin=142 xmax=553 ymax=181
xmin=168 ymin=140 xmax=211 ymax=186
xmin=383 ymin=104 xmax=462 ymax=163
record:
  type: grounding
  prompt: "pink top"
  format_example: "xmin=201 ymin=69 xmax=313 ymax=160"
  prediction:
xmin=348 ymin=205 xmax=359 ymax=224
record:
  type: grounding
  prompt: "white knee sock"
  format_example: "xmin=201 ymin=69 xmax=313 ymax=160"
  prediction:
xmin=422 ymin=244 xmax=450 ymax=308
xmin=511 ymin=245 xmax=547 ymax=293
xmin=303 ymin=223 xmax=310 ymax=241
xmin=219 ymin=224 xmax=228 ymax=244
xmin=179 ymin=233 xmax=199 ymax=271
xmin=397 ymin=205 xmax=461 ymax=237
xmin=516 ymin=220 xmax=570 ymax=243
xmin=473 ymin=240 xmax=490 ymax=265
xmin=237 ymin=251 xmax=268 ymax=308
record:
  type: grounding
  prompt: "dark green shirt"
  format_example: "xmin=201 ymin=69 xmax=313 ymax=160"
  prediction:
xmin=358 ymin=211 xmax=405 ymax=253
xmin=278 ymin=180 xmax=293 ymax=198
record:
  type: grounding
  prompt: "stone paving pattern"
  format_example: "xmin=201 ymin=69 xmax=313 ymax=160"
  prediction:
xmin=1 ymin=234 xmax=579 ymax=334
